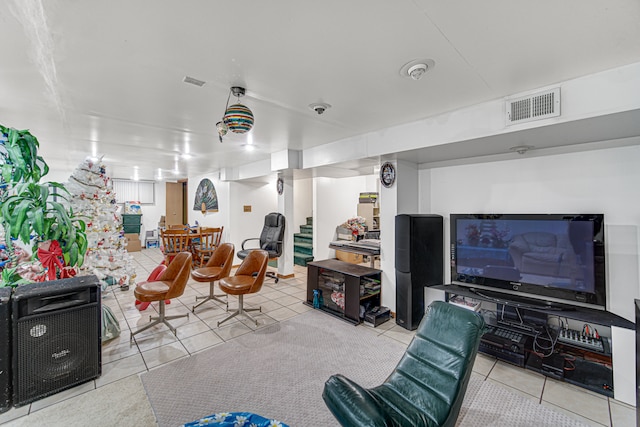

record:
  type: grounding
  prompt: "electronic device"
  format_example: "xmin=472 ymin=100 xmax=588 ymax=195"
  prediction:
xmin=12 ymin=276 xmax=101 ymax=406
xmin=526 ymin=352 xmax=565 ymax=380
xmin=557 ymin=328 xmax=608 ymax=353
xmin=479 ymin=325 xmax=528 ymax=367
xmin=395 ymin=214 xmax=443 ymax=330
xmin=449 ymin=214 xmax=606 ymax=310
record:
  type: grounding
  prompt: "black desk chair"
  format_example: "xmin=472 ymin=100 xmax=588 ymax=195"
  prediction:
xmin=237 ymin=212 xmax=285 ymax=283
xmin=322 ymin=301 xmax=486 ymax=427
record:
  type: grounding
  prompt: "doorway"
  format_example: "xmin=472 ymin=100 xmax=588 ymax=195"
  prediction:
xmin=165 ymin=180 xmax=188 ymax=226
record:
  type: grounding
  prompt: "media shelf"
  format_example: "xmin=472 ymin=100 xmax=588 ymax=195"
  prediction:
xmin=433 ymin=283 xmax=633 ymax=329
xmin=306 ymin=259 xmax=382 ymax=324
xmin=434 ymin=283 xmax=633 ymax=398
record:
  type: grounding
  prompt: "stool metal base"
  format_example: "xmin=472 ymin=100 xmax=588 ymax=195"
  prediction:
xmin=217 ymin=294 xmax=261 ymax=326
xmin=131 ymin=301 xmax=188 ymax=339
xmin=192 ymin=281 xmax=228 ymax=312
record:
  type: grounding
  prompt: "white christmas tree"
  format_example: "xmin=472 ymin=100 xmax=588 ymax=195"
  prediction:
xmin=66 ymin=157 xmax=136 ymax=291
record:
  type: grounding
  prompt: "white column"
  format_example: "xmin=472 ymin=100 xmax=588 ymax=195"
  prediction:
xmin=277 ymin=173 xmax=295 ymax=278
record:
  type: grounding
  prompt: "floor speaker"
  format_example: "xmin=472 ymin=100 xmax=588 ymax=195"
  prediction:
xmin=395 ymin=214 xmax=443 ymax=330
xmin=12 ymin=276 xmax=101 ymax=406
xmin=0 ymin=287 xmax=11 ymax=413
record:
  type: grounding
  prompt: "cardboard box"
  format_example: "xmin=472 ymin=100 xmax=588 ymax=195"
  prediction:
xmin=126 ymin=240 xmax=141 ymax=252
xmin=124 ymin=233 xmax=141 ymax=252
xmin=335 ymin=250 xmax=363 ymax=264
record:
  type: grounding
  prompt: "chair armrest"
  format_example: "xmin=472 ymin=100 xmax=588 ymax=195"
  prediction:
xmin=241 ymin=238 xmax=261 ymax=250
xmin=322 ymin=374 xmax=388 ymax=427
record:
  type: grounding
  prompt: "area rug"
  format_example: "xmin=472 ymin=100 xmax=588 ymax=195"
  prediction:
xmin=141 ymin=310 xmax=587 ymax=427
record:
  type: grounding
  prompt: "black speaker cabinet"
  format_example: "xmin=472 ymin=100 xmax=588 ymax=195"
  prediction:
xmin=12 ymin=276 xmax=101 ymax=406
xmin=0 ymin=287 xmax=11 ymax=413
xmin=395 ymin=214 xmax=443 ymax=330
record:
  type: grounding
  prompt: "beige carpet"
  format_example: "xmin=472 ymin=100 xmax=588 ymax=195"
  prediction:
xmin=141 ymin=310 xmax=588 ymax=427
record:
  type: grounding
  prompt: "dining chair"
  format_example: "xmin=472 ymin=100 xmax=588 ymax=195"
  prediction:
xmin=167 ymin=224 xmax=187 ymax=230
xmin=192 ymin=226 xmax=223 ymax=267
xmin=161 ymin=229 xmax=189 ymax=264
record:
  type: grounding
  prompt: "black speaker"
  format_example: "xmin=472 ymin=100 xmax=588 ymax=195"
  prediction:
xmin=395 ymin=214 xmax=443 ymax=330
xmin=0 ymin=287 xmax=11 ymax=413
xmin=12 ymin=276 xmax=101 ymax=406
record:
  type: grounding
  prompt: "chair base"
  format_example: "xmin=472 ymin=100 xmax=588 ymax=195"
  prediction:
xmin=218 ymin=294 xmax=261 ymax=326
xmin=266 ymin=271 xmax=279 ymax=284
xmin=192 ymin=281 xmax=228 ymax=312
xmin=131 ymin=301 xmax=188 ymax=339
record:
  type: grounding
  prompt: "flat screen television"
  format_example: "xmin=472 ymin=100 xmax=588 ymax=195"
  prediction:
xmin=450 ymin=214 xmax=606 ymax=310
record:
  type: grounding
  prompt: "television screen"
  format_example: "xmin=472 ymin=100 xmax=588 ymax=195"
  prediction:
xmin=450 ymin=214 xmax=606 ymax=309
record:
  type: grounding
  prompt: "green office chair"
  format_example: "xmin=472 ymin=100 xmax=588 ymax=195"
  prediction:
xmin=322 ymin=301 xmax=486 ymax=427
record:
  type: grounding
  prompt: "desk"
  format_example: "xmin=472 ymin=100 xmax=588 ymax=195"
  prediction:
xmin=329 ymin=240 xmax=380 ymax=268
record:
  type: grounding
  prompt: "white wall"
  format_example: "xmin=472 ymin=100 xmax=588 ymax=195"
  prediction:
xmin=313 ymin=175 xmax=377 ymax=261
xmin=228 ymin=180 xmax=278 ymax=265
xmin=421 ymin=144 xmax=640 ymax=405
xmin=293 ymin=178 xmax=313 ymax=231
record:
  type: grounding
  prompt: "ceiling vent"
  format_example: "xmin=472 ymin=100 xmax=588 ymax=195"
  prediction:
xmin=506 ymin=88 xmax=560 ymax=125
xmin=183 ymin=76 xmax=206 ymax=87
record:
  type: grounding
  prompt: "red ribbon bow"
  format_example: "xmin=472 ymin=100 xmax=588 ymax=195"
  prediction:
xmin=37 ymin=240 xmax=65 ymax=281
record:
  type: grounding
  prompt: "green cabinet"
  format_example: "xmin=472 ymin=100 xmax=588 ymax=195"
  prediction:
xmin=122 ymin=214 xmax=142 ymax=234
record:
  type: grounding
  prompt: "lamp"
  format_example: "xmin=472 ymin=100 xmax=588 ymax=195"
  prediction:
xmin=217 ymin=86 xmax=254 ymax=142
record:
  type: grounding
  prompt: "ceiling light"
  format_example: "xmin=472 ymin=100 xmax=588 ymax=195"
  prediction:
xmin=399 ymin=59 xmax=435 ymax=80
xmin=217 ymin=86 xmax=254 ymax=142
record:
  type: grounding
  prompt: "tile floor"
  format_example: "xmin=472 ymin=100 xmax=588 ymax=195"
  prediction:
xmin=0 ymin=248 xmax=635 ymax=426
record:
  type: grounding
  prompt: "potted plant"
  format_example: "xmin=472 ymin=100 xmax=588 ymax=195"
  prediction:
xmin=0 ymin=125 xmax=87 ymax=285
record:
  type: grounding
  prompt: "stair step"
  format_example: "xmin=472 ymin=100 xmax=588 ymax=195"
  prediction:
xmin=306 ymin=216 xmax=313 ymax=226
xmin=294 ymin=233 xmax=313 ymax=244
xmin=293 ymin=242 xmax=313 ymax=255
xmin=294 ymin=252 xmax=314 ymax=267
xmin=300 ymin=225 xmax=313 ymax=233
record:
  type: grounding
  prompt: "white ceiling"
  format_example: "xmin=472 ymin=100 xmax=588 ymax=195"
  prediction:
xmin=2 ymin=0 xmax=640 ymax=181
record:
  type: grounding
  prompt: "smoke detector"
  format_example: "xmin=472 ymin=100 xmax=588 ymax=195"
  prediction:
xmin=510 ymin=145 xmax=534 ymax=155
xmin=400 ymin=59 xmax=435 ymax=80
xmin=309 ymin=102 xmax=331 ymax=115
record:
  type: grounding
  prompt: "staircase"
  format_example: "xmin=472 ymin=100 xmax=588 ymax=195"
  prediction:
xmin=294 ymin=217 xmax=314 ymax=267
